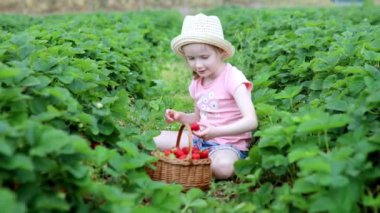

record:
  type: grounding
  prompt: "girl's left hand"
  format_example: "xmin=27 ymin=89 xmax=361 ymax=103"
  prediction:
xmin=192 ymin=124 xmax=217 ymax=141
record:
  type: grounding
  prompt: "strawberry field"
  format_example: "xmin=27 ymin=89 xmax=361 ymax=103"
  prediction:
xmin=1 ymin=5 xmax=380 ymax=212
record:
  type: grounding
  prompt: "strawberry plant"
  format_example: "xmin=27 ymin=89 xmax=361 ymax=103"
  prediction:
xmin=211 ymin=5 xmax=380 ymax=212
xmin=1 ymin=5 xmax=380 ymax=213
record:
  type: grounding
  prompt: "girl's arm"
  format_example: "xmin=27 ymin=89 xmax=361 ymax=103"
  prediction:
xmin=165 ymin=107 xmax=200 ymax=125
xmin=194 ymin=84 xmax=258 ymax=140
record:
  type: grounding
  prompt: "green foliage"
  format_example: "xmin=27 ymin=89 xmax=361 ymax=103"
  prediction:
xmin=211 ymin=6 xmax=380 ymax=212
xmin=0 ymin=10 xmax=184 ymax=212
xmin=1 ymin=5 xmax=380 ymax=213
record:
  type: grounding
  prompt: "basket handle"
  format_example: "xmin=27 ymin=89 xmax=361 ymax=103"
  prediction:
xmin=175 ymin=124 xmax=193 ymax=160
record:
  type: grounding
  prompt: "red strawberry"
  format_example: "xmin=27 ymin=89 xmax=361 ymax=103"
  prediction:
xmin=164 ymin=149 xmax=171 ymax=156
xmin=175 ymin=150 xmax=184 ymax=158
xmin=192 ymin=147 xmax=200 ymax=153
xmin=173 ymin=148 xmax=181 ymax=155
xmin=190 ymin=122 xmax=200 ymax=131
xmin=200 ymin=150 xmax=209 ymax=159
xmin=91 ymin=142 xmax=100 ymax=149
xmin=178 ymin=155 xmax=187 ymax=160
xmin=182 ymin=147 xmax=189 ymax=155
xmin=192 ymin=153 xmax=201 ymax=160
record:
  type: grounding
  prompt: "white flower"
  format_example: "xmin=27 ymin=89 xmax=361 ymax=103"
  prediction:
xmin=201 ymin=95 xmax=208 ymax=104
xmin=95 ymin=102 xmax=103 ymax=109
xmin=209 ymin=100 xmax=218 ymax=110
xmin=208 ymin=91 xmax=215 ymax=99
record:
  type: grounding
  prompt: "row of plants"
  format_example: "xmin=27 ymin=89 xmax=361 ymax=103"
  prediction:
xmin=0 ymin=10 xmax=189 ymax=212
xmin=211 ymin=5 xmax=380 ymax=212
xmin=0 ymin=5 xmax=380 ymax=212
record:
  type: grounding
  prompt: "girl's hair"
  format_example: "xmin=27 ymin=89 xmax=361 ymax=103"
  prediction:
xmin=186 ymin=44 xmax=225 ymax=80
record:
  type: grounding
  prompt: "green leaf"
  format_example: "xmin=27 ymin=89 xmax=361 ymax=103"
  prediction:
xmin=0 ymin=88 xmax=28 ymax=102
xmin=362 ymin=49 xmax=380 ymax=61
xmin=275 ymin=85 xmax=302 ymax=99
xmin=0 ymin=140 xmax=14 ymax=156
xmin=20 ymin=76 xmax=41 ymax=87
xmin=151 ymin=185 xmax=182 ymax=212
xmin=255 ymin=103 xmax=277 ymax=116
xmin=340 ymin=66 xmax=368 ymax=75
xmin=322 ymin=74 xmax=337 ymax=89
xmin=31 ymin=53 xmax=59 ymax=72
xmin=367 ymin=90 xmax=380 ymax=103
xmin=0 ymin=188 xmax=25 ymax=213
xmin=262 ymin=154 xmax=288 ymax=169
xmin=35 ymin=195 xmax=70 ymax=211
xmin=2 ymin=154 xmax=34 ymax=171
xmin=0 ymin=66 xmax=20 ymax=79
xmin=188 ymin=199 xmax=207 ymax=208
xmin=10 ymin=32 xmax=34 ymax=45
xmin=0 ymin=120 xmax=11 ymax=134
xmin=363 ymin=194 xmax=380 ymax=208
xmin=31 ymin=105 xmax=62 ymax=122
xmin=311 ymin=53 xmax=340 ymax=72
xmin=325 ymin=98 xmax=349 ymax=112
xmin=30 ymin=128 xmax=70 ymax=157
xmin=98 ymin=121 xmax=114 ymax=134
xmin=57 ymin=75 xmax=74 ymax=84
xmin=298 ymin=156 xmax=331 ymax=174
xmin=288 ymin=144 xmax=319 ymax=163
xmin=64 ymin=163 xmax=89 ymax=179
xmin=117 ymin=140 xmax=139 ymax=157
xmin=296 ymin=112 xmax=350 ymax=133
xmin=292 ymin=178 xmax=319 ymax=194
xmin=309 ymin=179 xmax=361 ymax=212
xmin=92 ymin=146 xmax=117 ymax=166
xmin=185 ymin=188 xmax=204 ymax=201
xmin=78 ymin=113 xmax=99 ymax=135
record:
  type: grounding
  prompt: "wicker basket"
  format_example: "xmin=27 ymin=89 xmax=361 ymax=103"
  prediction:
xmin=146 ymin=124 xmax=212 ymax=190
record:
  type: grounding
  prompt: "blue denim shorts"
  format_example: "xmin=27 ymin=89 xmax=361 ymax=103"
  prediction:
xmin=192 ymin=137 xmax=249 ymax=159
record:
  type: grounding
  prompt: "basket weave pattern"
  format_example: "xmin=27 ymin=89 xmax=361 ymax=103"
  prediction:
xmin=147 ymin=124 xmax=212 ymax=190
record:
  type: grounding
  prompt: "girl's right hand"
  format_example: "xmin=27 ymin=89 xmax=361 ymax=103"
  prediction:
xmin=165 ymin=109 xmax=181 ymax=123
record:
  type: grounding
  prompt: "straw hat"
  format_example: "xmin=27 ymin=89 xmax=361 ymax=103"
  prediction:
xmin=171 ymin=13 xmax=235 ymax=58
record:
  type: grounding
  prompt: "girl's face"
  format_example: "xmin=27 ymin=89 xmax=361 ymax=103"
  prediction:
xmin=182 ymin=43 xmax=225 ymax=80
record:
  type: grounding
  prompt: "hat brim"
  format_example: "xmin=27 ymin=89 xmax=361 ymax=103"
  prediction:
xmin=171 ymin=34 xmax=235 ymax=59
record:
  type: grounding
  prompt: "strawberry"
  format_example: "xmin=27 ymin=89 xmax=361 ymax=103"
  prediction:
xmin=164 ymin=149 xmax=171 ymax=156
xmin=200 ymin=150 xmax=209 ymax=159
xmin=173 ymin=147 xmax=181 ymax=156
xmin=178 ymin=155 xmax=187 ymax=160
xmin=190 ymin=122 xmax=200 ymax=131
xmin=175 ymin=150 xmax=184 ymax=158
xmin=192 ymin=147 xmax=200 ymax=153
xmin=182 ymin=147 xmax=189 ymax=155
xmin=192 ymin=153 xmax=201 ymax=160
xmin=91 ymin=142 xmax=100 ymax=149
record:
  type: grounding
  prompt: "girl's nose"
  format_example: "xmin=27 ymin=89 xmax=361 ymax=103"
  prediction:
xmin=195 ymin=59 xmax=203 ymax=68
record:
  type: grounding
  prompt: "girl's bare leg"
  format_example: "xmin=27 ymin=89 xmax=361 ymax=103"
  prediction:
xmin=210 ymin=149 xmax=240 ymax=180
xmin=153 ymin=130 xmax=190 ymax=151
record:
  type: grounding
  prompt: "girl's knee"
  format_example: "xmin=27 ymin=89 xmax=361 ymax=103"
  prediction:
xmin=212 ymin=158 xmax=235 ymax=179
xmin=210 ymin=149 xmax=240 ymax=180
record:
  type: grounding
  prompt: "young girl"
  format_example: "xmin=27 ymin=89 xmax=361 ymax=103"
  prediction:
xmin=154 ymin=13 xmax=258 ymax=180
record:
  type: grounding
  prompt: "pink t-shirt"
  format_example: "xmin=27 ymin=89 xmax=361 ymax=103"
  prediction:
xmin=189 ymin=63 xmax=253 ymax=151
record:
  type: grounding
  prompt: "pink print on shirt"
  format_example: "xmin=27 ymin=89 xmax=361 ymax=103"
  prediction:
xmin=189 ymin=63 xmax=253 ymax=151
xmin=198 ymin=91 xmax=221 ymax=120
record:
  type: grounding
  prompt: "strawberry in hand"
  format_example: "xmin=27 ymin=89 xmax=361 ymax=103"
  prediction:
xmin=190 ymin=122 xmax=200 ymax=131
